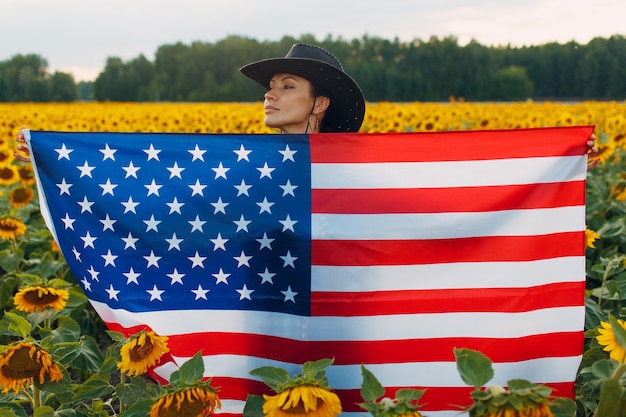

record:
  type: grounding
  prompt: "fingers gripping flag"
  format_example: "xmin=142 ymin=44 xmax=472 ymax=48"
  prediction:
xmin=26 ymin=127 xmax=592 ymax=417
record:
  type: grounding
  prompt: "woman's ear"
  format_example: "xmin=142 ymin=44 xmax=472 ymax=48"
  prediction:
xmin=314 ymin=96 xmax=330 ymax=115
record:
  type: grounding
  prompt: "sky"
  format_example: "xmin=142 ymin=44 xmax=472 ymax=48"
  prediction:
xmin=2 ymin=0 xmax=625 ymax=82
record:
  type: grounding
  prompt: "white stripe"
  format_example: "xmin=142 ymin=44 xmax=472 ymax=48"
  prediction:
xmin=311 ymin=156 xmax=587 ymax=189
xmin=312 ymin=257 xmax=585 ymax=291
xmin=312 ymin=206 xmax=584 ymax=239
xmin=90 ymin=301 xmax=584 ymax=340
xmin=160 ymin=354 xmax=581 ymax=388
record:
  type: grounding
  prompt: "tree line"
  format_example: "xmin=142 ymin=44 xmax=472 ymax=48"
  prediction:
xmin=2 ymin=34 xmax=626 ymax=102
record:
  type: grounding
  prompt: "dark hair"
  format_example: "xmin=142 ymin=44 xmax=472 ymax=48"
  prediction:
xmin=311 ymin=83 xmax=334 ymax=133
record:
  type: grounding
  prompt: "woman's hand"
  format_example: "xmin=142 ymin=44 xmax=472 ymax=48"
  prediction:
xmin=587 ymin=133 xmax=599 ymax=169
xmin=14 ymin=127 xmax=31 ymax=163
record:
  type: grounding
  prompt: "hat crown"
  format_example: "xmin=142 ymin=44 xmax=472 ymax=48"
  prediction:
xmin=284 ymin=43 xmax=344 ymax=71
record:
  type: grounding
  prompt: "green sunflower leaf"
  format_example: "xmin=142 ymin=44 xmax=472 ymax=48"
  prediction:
xmin=174 ymin=351 xmax=205 ymax=386
xmin=243 ymin=394 xmax=265 ymax=417
xmin=595 ymin=378 xmax=626 ymax=417
xmin=249 ymin=366 xmax=291 ymax=391
xmin=0 ymin=311 xmax=32 ymax=338
xmin=301 ymin=358 xmax=334 ymax=379
xmin=453 ymin=348 xmax=494 ymax=389
xmin=609 ymin=315 xmax=626 ymax=354
xmin=360 ymin=364 xmax=385 ymax=402
xmin=549 ymin=397 xmax=577 ymax=417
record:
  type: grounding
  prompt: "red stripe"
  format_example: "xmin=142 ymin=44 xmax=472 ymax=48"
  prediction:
xmin=153 ymin=331 xmax=583 ymax=365
xmin=337 ymin=381 xmax=575 ymax=413
xmin=311 ymin=281 xmax=585 ymax=316
xmin=309 ymin=126 xmax=593 ymax=163
xmin=312 ymin=181 xmax=586 ymax=214
xmin=311 ymin=232 xmax=584 ymax=266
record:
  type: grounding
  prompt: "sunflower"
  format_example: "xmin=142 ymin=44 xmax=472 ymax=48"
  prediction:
xmin=17 ymin=164 xmax=36 ymax=186
xmin=150 ymin=386 xmax=221 ymax=417
xmin=14 ymin=285 xmax=70 ymax=313
xmin=596 ymin=319 xmax=626 ymax=362
xmin=9 ymin=186 xmax=35 ymax=208
xmin=0 ymin=341 xmax=64 ymax=394
xmin=585 ymin=228 xmax=600 ymax=248
xmin=118 ymin=330 xmax=169 ymax=377
xmin=0 ymin=165 xmax=19 ymax=186
xmin=471 ymin=402 xmax=553 ymax=417
xmin=0 ymin=216 xmax=27 ymax=240
xmin=263 ymin=385 xmax=342 ymax=417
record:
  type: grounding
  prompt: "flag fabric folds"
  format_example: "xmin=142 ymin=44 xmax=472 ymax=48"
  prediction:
xmin=26 ymin=126 xmax=592 ymax=417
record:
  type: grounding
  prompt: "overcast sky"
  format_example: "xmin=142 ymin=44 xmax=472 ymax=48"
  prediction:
xmin=2 ymin=0 xmax=624 ymax=81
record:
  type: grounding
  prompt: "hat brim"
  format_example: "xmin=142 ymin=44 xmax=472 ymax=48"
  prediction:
xmin=240 ymin=57 xmax=365 ymax=132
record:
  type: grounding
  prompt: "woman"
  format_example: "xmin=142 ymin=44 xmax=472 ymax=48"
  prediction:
xmin=239 ymin=42 xmax=366 ymax=134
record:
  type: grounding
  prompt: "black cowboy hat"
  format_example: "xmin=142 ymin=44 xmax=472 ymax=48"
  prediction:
xmin=239 ymin=43 xmax=365 ymax=132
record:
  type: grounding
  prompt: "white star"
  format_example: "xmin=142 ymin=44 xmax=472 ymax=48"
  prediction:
xmin=145 ymin=179 xmax=162 ymax=196
xmin=237 ymin=284 xmax=254 ymax=300
xmin=72 ymin=247 xmax=81 ymax=261
xmin=279 ymin=215 xmax=298 ymax=232
xmin=167 ymin=268 xmax=185 ymax=285
xmin=144 ymin=251 xmax=162 ymax=268
xmin=211 ymin=197 xmax=229 ymax=214
xmin=99 ymin=143 xmax=117 ymax=161
xmin=143 ymin=215 xmax=161 ymax=232
xmin=80 ymin=231 xmax=97 ymax=249
xmin=87 ymin=266 xmax=99 ymax=281
xmin=102 ymin=249 xmax=118 ymax=267
xmin=105 ymin=284 xmax=120 ymax=301
xmin=167 ymin=162 xmax=185 ymax=179
xmin=55 ymin=143 xmax=73 ymax=160
xmin=279 ymin=144 xmax=297 ymax=161
xmin=188 ymin=144 xmax=206 ymax=161
xmin=233 ymin=215 xmax=251 ymax=233
xmin=281 ymin=286 xmax=298 ymax=303
xmin=280 ymin=251 xmax=298 ymax=268
xmin=258 ymin=268 xmax=276 ymax=284
xmin=78 ymin=196 xmax=95 ymax=213
xmin=192 ymin=285 xmax=210 ymax=300
xmin=77 ymin=161 xmax=96 ymax=178
xmin=188 ymin=251 xmax=207 ymax=268
xmin=212 ymin=268 xmax=230 ymax=284
xmin=210 ymin=233 xmax=228 ymax=251
xmin=56 ymin=178 xmax=72 ymax=195
xmin=189 ymin=215 xmax=206 ymax=233
xmin=122 ymin=231 xmax=138 ymax=249
xmin=143 ymin=144 xmax=161 ymax=161
xmin=61 ymin=213 xmax=76 ymax=230
xmin=81 ymin=276 xmax=91 ymax=291
xmin=212 ymin=162 xmax=230 ymax=179
xmin=99 ymin=179 xmax=117 ymax=196
xmin=280 ymin=180 xmax=298 ymax=197
xmin=122 ymin=161 xmax=141 ymax=178
xmin=234 ymin=144 xmax=252 ymax=161
xmin=121 ymin=196 xmax=140 ymax=214
xmin=167 ymin=197 xmax=185 ymax=214
xmin=189 ymin=179 xmax=207 ymax=196
xmin=257 ymin=197 xmax=275 ymax=214
xmin=147 ymin=285 xmax=164 ymax=301
xmin=165 ymin=233 xmax=183 ymax=251
xmin=234 ymin=250 xmax=252 ymax=268
xmin=256 ymin=233 xmax=275 ymax=250
xmin=100 ymin=214 xmax=116 ymax=231
xmin=123 ymin=267 xmax=141 ymax=285
xmin=257 ymin=162 xmax=275 ymax=179
xmin=234 ymin=179 xmax=252 ymax=196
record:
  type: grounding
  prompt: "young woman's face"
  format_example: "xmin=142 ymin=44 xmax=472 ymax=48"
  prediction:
xmin=264 ymin=73 xmax=316 ymax=133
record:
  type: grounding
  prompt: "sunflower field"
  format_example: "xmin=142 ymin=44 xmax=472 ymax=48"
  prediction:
xmin=0 ymin=100 xmax=626 ymax=417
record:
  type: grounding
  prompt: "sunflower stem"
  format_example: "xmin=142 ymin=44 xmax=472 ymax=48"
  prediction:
xmin=33 ymin=383 xmax=41 ymax=409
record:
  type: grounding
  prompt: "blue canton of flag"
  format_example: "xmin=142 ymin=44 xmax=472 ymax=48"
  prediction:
xmin=31 ymin=132 xmax=312 ymax=316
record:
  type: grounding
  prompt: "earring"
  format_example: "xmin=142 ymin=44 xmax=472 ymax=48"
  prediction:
xmin=315 ymin=117 xmax=320 ymax=130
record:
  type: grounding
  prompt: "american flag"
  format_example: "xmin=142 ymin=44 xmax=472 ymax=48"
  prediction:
xmin=27 ymin=127 xmax=591 ymax=417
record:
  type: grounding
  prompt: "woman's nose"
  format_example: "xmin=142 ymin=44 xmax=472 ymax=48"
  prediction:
xmin=264 ymin=89 xmax=276 ymax=101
